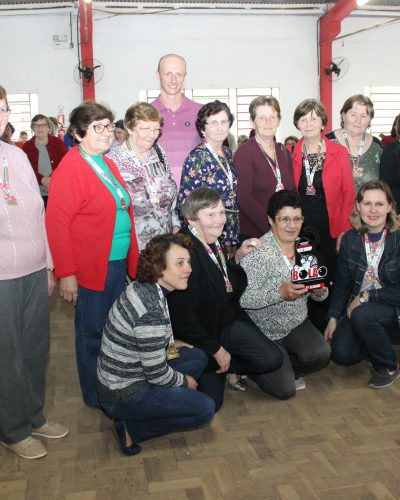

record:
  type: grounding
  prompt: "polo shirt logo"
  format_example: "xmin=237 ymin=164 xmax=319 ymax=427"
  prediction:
xmin=185 ymin=121 xmax=191 ymax=127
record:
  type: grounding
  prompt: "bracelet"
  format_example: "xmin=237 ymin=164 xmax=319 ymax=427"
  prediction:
xmin=47 ymin=267 xmax=55 ymax=272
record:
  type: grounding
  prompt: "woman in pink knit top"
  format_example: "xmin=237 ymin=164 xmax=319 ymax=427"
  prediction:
xmin=0 ymin=85 xmax=68 ymax=461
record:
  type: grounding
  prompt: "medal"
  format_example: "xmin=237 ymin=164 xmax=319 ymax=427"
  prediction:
xmin=353 ymin=166 xmax=364 ymax=178
xmin=276 ymin=182 xmax=284 ymax=192
xmin=306 ymin=185 xmax=316 ymax=196
xmin=166 ymin=343 xmax=180 ymax=360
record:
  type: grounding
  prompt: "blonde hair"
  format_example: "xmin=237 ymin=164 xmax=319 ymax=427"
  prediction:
xmin=350 ymin=180 xmax=400 ymax=234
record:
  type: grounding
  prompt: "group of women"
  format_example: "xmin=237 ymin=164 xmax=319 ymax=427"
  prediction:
xmin=2 ymin=80 xmax=400 ymax=460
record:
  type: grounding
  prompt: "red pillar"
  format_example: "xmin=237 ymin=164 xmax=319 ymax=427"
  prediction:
xmin=319 ymin=0 xmax=357 ymax=131
xmin=79 ymin=0 xmax=95 ymax=100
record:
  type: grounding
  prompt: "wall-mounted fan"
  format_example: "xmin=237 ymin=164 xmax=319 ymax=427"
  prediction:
xmin=324 ymin=57 xmax=349 ymax=82
xmin=74 ymin=58 xmax=104 ymax=85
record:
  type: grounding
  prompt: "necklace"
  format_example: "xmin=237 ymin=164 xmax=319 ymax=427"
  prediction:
xmin=189 ymin=225 xmax=233 ymax=293
xmin=343 ymin=130 xmax=365 ymax=178
xmin=303 ymin=141 xmax=323 ymax=196
xmin=79 ymin=147 xmax=128 ymax=209
xmin=0 ymin=144 xmax=17 ymax=205
xmin=256 ymin=139 xmax=284 ymax=192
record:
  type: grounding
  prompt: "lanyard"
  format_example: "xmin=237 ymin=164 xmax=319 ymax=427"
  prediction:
xmin=79 ymin=147 xmax=128 ymax=209
xmin=302 ymin=142 xmax=322 ymax=196
xmin=0 ymin=144 xmax=17 ymax=205
xmin=364 ymin=230 xmax=386 ymax=280
xmin=189 ymin=225 xmax=233 ymax=292
xmin=204 ymin=142 xmax=234 ymax=186
xmin=256 ymin=139 xmax=284 ymax=191
xmin=156 ymin=283 xmax=176 ymax=344
xmin=272 ymin=234 xmax=295 ymax=270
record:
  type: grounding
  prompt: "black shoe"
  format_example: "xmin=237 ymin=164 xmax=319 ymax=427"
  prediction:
xmin=368 ymin=362 xmax=400 ymax=389
xmin=114 ymin=420 xmax=141 ymax=456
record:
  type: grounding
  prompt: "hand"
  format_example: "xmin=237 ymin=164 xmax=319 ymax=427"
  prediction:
xmin=235 ymin=238 xmax=262 ymax=263
xmin=60 ymin=275 xmax=78 ymax=305
xmin=172 ymin=226 xmax=180 ymax=234
xmin=41 ymin=176 xmax=51 ymax=189
xmin=213 ymin=346 xmax=231 ymax=374
xmin=279 ymin=280 xmax=307 ymax=301
xmin=336 ymin=233 xmax=344 ymax=254
xmin=47 ymin=270 xmax=56 ymax=296
xmin=186 ymin=375 xmax=198 ymax=390
xmin=174 ymin=339 xmax=193 ymax=349
xmin=324 ymin=317 xmax=337 ymax=342
xmin=312 ymin=286 xmax=328 ymax=297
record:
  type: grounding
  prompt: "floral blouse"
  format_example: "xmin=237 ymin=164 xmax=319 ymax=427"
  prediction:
xmin=178 ymin=142 xmax=239 ymax=246
xmin=107 ymin=143 xmax=180 ymax=251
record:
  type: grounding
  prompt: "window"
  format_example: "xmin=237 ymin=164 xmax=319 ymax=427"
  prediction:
xmin=365 ymin=86 xmax=400 ymax=138
xmin=139 ymin=87 xmax=280 ymax=141
xmin=7 ymin=93 xmax=38 ymax=140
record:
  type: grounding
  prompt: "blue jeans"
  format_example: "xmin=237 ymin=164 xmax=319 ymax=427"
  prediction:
xmin=100 ymin=347 xmax=215 ymax=443
xmin=74 ymin=259 xmax=127 ymax=407
xmin=331 ymin=303 xmax=400 ymax=371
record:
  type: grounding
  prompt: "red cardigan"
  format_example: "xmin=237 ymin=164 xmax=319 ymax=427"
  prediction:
xmin=23 ymin=135 xmax=67 ymax=184
xmin=292 ymin=136 xmax=354 ymax=239
xmin=46 ymin=146 xmax=139 ymax=291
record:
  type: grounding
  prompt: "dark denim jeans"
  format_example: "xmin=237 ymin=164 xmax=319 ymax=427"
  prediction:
xmin=331 ymin=302 xmax=400 ymax=371
xmin=74 ymin=259 xmax=127 ymax=407
xmin=100 ymin=347 xmax=215 ymax=443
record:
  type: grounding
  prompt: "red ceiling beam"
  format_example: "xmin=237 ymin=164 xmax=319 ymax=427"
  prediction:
xmin=79 ymin=0 xmax=95 ymax=100
xmin=319 ymin=0 xmax=357 ymax=131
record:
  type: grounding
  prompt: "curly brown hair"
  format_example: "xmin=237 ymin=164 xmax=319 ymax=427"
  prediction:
xmin=136 ymin=233 xmax=192 ymax=283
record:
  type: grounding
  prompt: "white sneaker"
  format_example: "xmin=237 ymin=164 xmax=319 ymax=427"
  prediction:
xmin=295 ymin=377 xmax=306 ymax=391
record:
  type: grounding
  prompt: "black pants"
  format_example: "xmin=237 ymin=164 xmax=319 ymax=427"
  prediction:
xmin=249 ymin=319 xmax=331 ymax=400
xmin=198 ymin=319 xmax=282 ymax=411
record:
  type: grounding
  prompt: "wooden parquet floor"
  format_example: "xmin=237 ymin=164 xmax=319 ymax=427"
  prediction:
xmin=1 ymin=294 xmax=400 ymax=500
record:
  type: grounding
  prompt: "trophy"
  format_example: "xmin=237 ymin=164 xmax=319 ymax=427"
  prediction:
xmin=291 ymin=237 xmax=327 ymax=290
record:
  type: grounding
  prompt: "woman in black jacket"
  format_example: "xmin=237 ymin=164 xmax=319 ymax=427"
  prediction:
xmin=167 ymin=188 xmax=282 ymax=410
xmin=325 ymin=180 xmax=400 ymax=389
xmin=380 ymin=114 xmax=400 ymax=211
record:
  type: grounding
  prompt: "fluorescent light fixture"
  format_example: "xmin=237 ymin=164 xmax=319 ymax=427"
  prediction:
xmin=357 ymin=0 xmax=369 ymax=6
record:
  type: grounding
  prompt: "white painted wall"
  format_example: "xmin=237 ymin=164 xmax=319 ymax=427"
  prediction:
xmin=0 ymin=9 xmax=398 ymax=137
xmin=332 ymin=15 xmax=400 ymax=130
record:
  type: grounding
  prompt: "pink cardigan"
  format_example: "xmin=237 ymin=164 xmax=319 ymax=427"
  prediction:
xmin=46 ymin=146 xmax=139 ymax=291
xmin=292 ymin=137 xmax=355 ymax=238
xmin=0 ymin=142 xmax=52 ymax=280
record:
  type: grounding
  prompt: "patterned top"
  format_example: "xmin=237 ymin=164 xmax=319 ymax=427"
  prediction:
xmin=240 ymin=231 xmax=327 ymax=341
xmin=107 ymin=143 xmax=180 ymax=251
xmin=178 ymin=142 xmax=239 ymax=246
xmin=326 ymin=131 xmax=382 ymax=191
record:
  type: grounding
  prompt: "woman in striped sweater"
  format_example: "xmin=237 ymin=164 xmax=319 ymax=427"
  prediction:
xmin=97 ymin=233 xmax=215 ymax=456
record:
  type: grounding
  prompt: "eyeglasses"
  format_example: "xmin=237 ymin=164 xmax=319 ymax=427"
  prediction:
xmin=33 ymin=123 xmax=49 ymax=129
xmin=138 ymin=127 xmax=161 ymax=135
xmin=0 ymin=107 xmax=11 ymax=115
xmin=276 ymin=216 xmax=304 ymax=225
xmin=206 ymin=120 xmax=230 ymax=128
xmin=90 ymin=123 xmax=116 ymax=134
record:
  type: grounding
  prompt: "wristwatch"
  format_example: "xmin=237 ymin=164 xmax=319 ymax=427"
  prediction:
xmin=359 ymin=292 xmax=367 ymax=304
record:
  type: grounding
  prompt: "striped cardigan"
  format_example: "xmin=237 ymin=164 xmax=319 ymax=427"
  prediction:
xmin=97 ymin=281 xmax=186 ymax=404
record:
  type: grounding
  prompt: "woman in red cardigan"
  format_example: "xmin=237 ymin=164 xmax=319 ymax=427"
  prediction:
xmin=46 ymin=101 xmax=139 ymax=408
xmin=292 ymin=99 xmax=354 ymax=284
